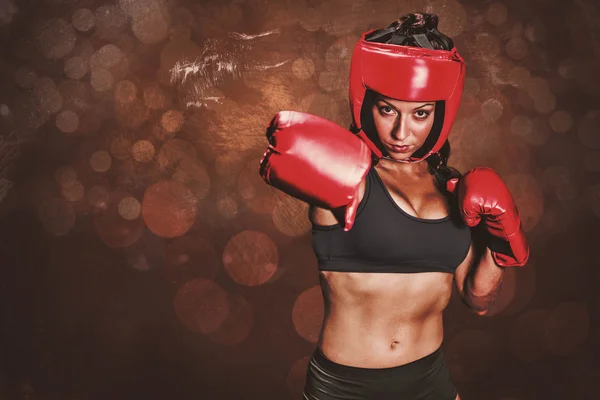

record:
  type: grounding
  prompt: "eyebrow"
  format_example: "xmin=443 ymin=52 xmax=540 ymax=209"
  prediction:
xmin=376 ymin=99 xmax=435 ymax=110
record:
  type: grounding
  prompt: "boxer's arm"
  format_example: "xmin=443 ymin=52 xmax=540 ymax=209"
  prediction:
xmin=454 ymin=241 xmax=504 ymax=316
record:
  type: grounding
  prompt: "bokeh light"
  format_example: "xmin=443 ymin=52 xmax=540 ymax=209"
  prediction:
xmin=142 ymin=180 xmax=198 ymax=239
xmin=222 ymin=230 xmax=278 ymax=286
xmin=173 ymin=278 xmax=229 ymax=334
xmin=292 ymin=285 xmax=324 ymax=344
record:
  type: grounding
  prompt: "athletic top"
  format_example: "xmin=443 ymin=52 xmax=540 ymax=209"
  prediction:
xmin=311 ymin=166 xmax=471 ymax=273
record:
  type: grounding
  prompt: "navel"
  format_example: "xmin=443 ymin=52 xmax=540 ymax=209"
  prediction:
xmin=390 ymin=340 xmax=400 ymax=350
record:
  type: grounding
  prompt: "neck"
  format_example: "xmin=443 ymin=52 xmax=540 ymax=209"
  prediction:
xmin=377 ymin=157 xmax=431 ymax=178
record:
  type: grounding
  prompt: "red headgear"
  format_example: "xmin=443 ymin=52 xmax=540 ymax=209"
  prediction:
xmin=349 ymin=30 xmax=466 ymax=162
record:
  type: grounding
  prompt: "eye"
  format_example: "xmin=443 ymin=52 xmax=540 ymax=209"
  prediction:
xmin=379 ymin=105 xmax=395 ymax=115
xmin=415 ymin=110 xmax=430 ymax=119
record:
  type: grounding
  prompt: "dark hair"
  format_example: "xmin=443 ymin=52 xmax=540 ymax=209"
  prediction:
xmin=366 ymin=12 xmax=454 ymax=50
xmin=361 ymin=12 xmax=453 ymax=173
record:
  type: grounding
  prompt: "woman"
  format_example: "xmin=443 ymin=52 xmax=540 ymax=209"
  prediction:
xmin=260 ymin=12 xmax=529 ymax=400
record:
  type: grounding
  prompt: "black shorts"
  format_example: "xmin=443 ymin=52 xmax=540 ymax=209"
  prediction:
xmin=303 ymin=347 xmax=457 ymax=400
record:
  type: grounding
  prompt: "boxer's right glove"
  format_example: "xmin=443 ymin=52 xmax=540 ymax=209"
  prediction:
xmin=259 ymin=111 xmax=372 ymax=231
xmin=458 ymin=167 xmax=530 ymax=267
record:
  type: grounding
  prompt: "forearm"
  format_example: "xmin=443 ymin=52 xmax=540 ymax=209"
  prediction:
xmin=463 ymin=247 xmax=504 ymax=315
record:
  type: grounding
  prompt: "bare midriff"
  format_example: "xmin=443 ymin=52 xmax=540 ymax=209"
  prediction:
xmin=317 ymin=270 xmax=454 ymax=368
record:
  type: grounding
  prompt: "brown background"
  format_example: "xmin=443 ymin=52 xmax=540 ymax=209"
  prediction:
xmin=0 ymin=0 xmax=599 ymax=399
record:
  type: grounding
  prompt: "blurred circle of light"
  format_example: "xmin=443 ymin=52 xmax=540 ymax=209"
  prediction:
xmin=91 ymin=68 xmax=115 ymax=92
xmin=446 ymin=330 xmax=502 ymax=383
xmin=142 ymin=180 xmax=198 ymax=239
xmin=89 ymin=150 xmax=112 ymax=173
xmin=543 ymin=302 xmax=590 ymax=356
xmin=238 ymin=159 xmax=278 ymax=214
xmin=132 ymin=140 xmax=156 ymax=163
xmin=92 ymin=44 xmax=125 ymax=70
xmin=110 ymin=137 xmax=132 ymax=160
xmin=72 ymin=8 xmax=95 ymax=32
xmin=37 ymin=198 xmax=76 ymax=236
xmin=222 ymin=230 xmax=278 ymax=286
xmin=64 ymin=56 xmax=88 ymax=80
xmin=54 ymin=166 xmax=77 ymax=187
xmin=173 ymin=278 xmax=229 ymax=334
xmin=132 ymin=10 xmax=170 ymax=44
xmin=286 ymin=356 xmax=311 ymax=398
xmin=486 ymin=2 xmax=508 ymax=26
xmin=143 ymin=85 xmax=166 ymax=110
xmin=60 ymin=180 xmax=85 ymax=202
xmin=505 ymin=38 xmax=528 ymax=60
xmin=118 ymin=196 xmax=142 ymax=221
xmin=55 ymin=110 xmax=80 ymax=134
xmin=160 ymin=110 xmax=185 ymax=134
xmin=36 ymin=18 xmax=76 ymax=60
xmin=14 ymin=66 xmax=38 ymax=89
xmin=86 ymin=185 xmax=109 ymax=209
xmin=504 ymin=173 xmax=544 ymax=231
xmin=577 ymin=110 xmax=600 ymax=149
xmin=114 ymin=80 xmax=137 ymax=104
xmin=94 ymin=192 xmax=145 ymax=248
xmin=509 ymin=309 xmax=550 ymax=363
xmin=292 ymin=286 xmax=324 ymax=344
xmin=549 ymin=110 xmax=573 ymax=133
xmin=207 ymin=293 xmax=254 ymax=346
xmin=165 ymin=234 xmax=219 ymax=284
xmin=480 ymin=98 xmax=504 ymax=122
xmin=272 ymin=193 xmax=311 ymax=237
xmin=584 ymin=150 xmax=600 ymax=172
xmin=292 ymin=57 xmax=315 ymax=80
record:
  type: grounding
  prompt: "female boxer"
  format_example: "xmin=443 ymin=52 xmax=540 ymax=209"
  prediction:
xmin=260 ymin=12 xmax=529 ymax=400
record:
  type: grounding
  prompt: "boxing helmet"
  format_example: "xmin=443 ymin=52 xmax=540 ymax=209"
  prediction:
xmin=349 ymin=27 xmax=466 ymax=163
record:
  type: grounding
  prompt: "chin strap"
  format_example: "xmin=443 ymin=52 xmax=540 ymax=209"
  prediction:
xmin=426 ymin=152 xmax=462 ymax=194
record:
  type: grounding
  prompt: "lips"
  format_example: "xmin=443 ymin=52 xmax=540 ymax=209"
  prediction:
xmin=387 ymin=144 xmax=412 ymax=153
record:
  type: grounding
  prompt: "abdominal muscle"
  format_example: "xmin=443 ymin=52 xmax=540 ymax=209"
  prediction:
xmin=317 ymin=269 xmax=454 ymax=369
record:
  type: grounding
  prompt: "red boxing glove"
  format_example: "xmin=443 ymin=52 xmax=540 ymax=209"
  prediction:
xmin=458 ymin=167 xmax=530 ymax=267
xmin=259 ymin=111 xmax=372 ymax=231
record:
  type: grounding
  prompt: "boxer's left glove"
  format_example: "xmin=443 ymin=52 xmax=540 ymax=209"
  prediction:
xmin=458 ymin=167 xmax=529 ymax=267
xmin=259 ymin=111 xmax=372 ymax=231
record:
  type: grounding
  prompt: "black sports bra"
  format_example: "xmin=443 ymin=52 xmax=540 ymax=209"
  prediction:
xmin=311 ymin=167 xmax=471 ymax=273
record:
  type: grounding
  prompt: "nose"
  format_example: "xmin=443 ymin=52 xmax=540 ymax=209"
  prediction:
xmin=392 ymin=115 xmax=411 ymax=141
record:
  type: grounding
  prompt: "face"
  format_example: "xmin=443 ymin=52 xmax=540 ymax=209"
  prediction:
xmin=371 ymin=95 xmax=436 ymax=161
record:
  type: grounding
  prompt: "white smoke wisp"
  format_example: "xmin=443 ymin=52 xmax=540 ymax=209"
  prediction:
xmin=170 ymin=31 xmax=288 ymax=109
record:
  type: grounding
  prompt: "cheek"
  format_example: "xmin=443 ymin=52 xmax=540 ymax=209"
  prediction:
xmin=412 ymin=118 xmax=435 ymax=141
xmin=372 ymin=114 xmax=392 ymax=136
